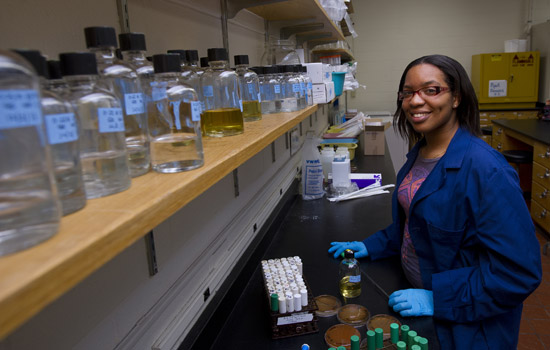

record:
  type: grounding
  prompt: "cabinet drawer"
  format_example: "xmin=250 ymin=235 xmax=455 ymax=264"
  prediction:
xmin=532 ymin=181 xmax=550 ymax=209
xmin=533 ymin=162 xmax=550 ymax=187
xmin=534 ymin=142 xmax=550 ymax=169
xmin=531 ymin=200 xmax=550 ymax=231
xmin=517 ymin=111 xmax=539 ymax=119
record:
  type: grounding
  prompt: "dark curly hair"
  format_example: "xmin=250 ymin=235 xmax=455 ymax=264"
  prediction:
xmin=394 ymin=55 xmax=481 ymax=143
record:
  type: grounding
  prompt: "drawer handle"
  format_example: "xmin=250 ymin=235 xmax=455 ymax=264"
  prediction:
xmin=539 ymin=151 xmax=550 ymax=159
xmin=497 ymin=143 xmax=502 ymax=150
xmin=540 ymin=190 xmax=549 ymax=199
xmin=496 ymin=128 xmax=503 ymax=135
xmin=538 ymin=209 xmax=547 ymax=219
xmin=538 ymin=170 xmax=550 ymax=179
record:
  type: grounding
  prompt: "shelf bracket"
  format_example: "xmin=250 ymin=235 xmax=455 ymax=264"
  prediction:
xmin=226 ymin=0 xmax=287 ymax=19
xmin=271 ymin=142 xmax=276 ymax=163
xmin=280 ymin=23 xmax=324 ymax=40
xmin=144 ymin=231 xmax=158 ymax=276
xmin=233 ymin=169 xmax=240 ymax=197
xmin=116 ymin=0 xmax=131 ymax=32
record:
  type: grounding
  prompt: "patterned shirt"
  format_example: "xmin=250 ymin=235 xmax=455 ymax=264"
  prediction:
xmin=398 ymin=154 xmax=440 ymax=288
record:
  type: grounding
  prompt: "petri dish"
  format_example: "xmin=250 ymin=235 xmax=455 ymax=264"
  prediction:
xmin=325 ymin=323 xmax=361 ymax=349
xmin=314 ymin=295 xmax=342 ymax=317
xmin=337 ymin=304 xmax=370 ymax=327
xmin=367 ymin=314 xmax=401 ymax=340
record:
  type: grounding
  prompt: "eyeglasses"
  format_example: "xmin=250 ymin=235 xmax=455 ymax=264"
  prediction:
xmin=397 ymin=86 xmax=450 ymax=101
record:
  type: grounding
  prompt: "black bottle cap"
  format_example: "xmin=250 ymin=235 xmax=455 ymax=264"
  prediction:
xmin=115 ymin=48 xmax=123 ymax=60
xmin=263 ymin=65 xmax=277 ymax=74
xmin=84 ymin=26 xmax=118 ymax=48
xmin=119 ymin=32 xmax=147 ymax=51
xmin=234 ymin=55 xmax=249 ymax=66
xmin=344 ymin=249 xmax=354 ymax=259
xmin=200 ymin=57 xmax=209 ymax=67
xmin=294 ymin=65 xmax=303 ymax=73
xmin=146 ymin=56 xmax=153 ymax=62
xmin=47 ymin=60 xmax=63 ymax=80
xmin=153 ymin=54 xmax=181 ymax=73
xmin=250 ymin=66 xmax=263 ymax=75
xmin=207 ymin=48 xmax=228 ymax=62
xmin=282 ymin=65 xmax=294 ymax=73
xmin=167 ymin=50 xmax=187 ymax=63
xmin=59 ymin=52 xmax=98 ymax=76
xmin=12 ymin=49 xmax=47 ymax=78
xmin=186 ymin=50 xmax=199 ymax=62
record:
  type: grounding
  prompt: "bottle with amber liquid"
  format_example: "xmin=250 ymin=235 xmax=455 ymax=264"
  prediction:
xmin=339 ymin=249 xmax=361 ymax=298
xmin=200 ymin=48 xmax=244 ymax=137
xmin=234 ymin=54 xmax=261 ymax=122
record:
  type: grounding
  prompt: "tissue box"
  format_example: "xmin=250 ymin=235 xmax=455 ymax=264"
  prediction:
xmin=304 ymin=63 xmax=332 ymax=84
xmin=362 ymin=119 xmax=390 ymax=155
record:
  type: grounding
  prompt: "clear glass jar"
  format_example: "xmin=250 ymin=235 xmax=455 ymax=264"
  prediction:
xmin=85 ymin=26 xmax=150 ymax=178
xmin=339 ymin=249 xmax=361 ymax=298
xmin=261 ymin=38 xmax=301 ymax=66
xmin=60 ymin=52 xmax=131 ymax=199
xmin=263 ymin=65 xmax=283 ymax=113
xmin=280 ymin=65 xmax=299 ymax=112
xmin=46 ymin=60 xmax=70 ymax=98
xmin=301 ymin=65 xmax=313 ymax=106
xmin=0 ymin=50 xmax=61 ymax=256
xmin=15 ymin=49 xmax=86 ymax=216
xmin=200 ymin=48 xmax=244 ymax=137
xmin=234 ymin=55 xmax=261 ymax=122
xmin=149 ymin=54 xmax=204 ymax=173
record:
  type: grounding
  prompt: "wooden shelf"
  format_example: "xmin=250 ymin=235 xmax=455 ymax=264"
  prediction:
xmin=312 ymin=48 xmax=355 ymax=62
xmin=0 ymin=105 xmax=318 ymax=340
xmin=245 ymin=0 xmax=345 ymax=41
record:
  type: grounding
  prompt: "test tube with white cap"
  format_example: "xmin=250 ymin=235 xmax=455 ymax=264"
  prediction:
xmin=294 ymin=294 xmax=302 ymax=311
xmin=278 ymin=295 xmax=287 ymax=313
xmin=300 ymin=288 xmax=308 ymax=306
xmin=287 ymin=295 xmax=295 ymax=312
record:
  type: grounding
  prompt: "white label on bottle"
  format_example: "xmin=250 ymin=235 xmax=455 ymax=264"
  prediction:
xmin=124 ymin=93 xmax=145 ymax=115
xmin=170 ymin=101 xmax=182 ymax=130
xmin=292 ymin=83 xmax=301 ymax=93
xmin=247 ymin=83 xmax=255 ymax=95
xmin=274 ymin=84 xmax=281 ymax=94
xmin=45 ymin=113 xmax=78 ymax=145
xmin=151 ymin=82 xmax=167 ymax=101
xmin=97 ymin=108 xmax=125 ymax=133
xmin=304 ymin=160 xmax=323 ymax=196
xmin=203 ymin=85 xmax=214 ymax=97
xmin=277 ymin=312 xmax=313 ymax=326
xmin=190 ymin=101 xmax=202 ymax=122
xmin=349 ymin=275 xmax=361 ymax=283
xmin=0 ymin=89 xmax=42 ymax=129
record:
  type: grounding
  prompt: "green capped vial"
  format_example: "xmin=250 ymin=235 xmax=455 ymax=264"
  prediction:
xmin=400 ymin=325 xmax=410 ymax=342
xmin=366 ymin=329 xmax=375 ymax=350
xmin=375 ymin=328 xmax=383 ymax=348
xmin=350 ymin=335 xmax=360 ymax=350
xmin=390 ymin=323 xmax=399 ymax=344
xmin=396 ymin=341 xmax=407 ymax=350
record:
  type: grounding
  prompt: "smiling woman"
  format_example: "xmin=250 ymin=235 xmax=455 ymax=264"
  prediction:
xmin=329 ymin=54 xmax=542 ymax=349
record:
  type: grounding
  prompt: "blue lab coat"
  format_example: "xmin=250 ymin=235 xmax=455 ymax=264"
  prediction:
xmin=363 ymin=127 xmax=542 ymax=349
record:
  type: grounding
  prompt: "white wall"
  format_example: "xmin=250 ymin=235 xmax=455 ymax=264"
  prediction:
xmin=347 ymin=0 xmax=530 ymax=114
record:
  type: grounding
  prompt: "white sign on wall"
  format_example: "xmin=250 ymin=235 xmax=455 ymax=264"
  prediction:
xmin=489 ymin=80 xmax=507 ymax=97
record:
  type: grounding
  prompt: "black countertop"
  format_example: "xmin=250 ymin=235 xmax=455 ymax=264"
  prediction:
xmin=492 ymin=119 xmax=550 ymax=145
xmin=193 ymin=146 xmax=440 ymax=349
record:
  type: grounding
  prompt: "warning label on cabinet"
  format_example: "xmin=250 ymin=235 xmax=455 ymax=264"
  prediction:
xmin=511 ymin=54 xmax=535 ymax=67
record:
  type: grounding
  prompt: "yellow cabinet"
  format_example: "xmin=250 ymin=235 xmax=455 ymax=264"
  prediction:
xmin=472 ymin=51 xmax=540 ymax=108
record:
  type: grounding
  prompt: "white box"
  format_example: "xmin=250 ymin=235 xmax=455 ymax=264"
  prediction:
xmin=304 ymin=63 xmax=332 ymax=84
xmin=312 ymin=83 xmax=328 ymax=104
xmin=325 ymin=81 xmax=335 ymax=101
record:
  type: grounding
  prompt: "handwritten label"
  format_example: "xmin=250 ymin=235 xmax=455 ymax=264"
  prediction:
xmin=349 ymin=275 xmax=361 ymax=283
xmin=203 ymin=85 xmax=214 ymax=98
xmin=124 ymin=93 xmax=145 ymax=115
xmin=97 ymin=108 xmax=125 ymax=133
xmin=0 ymin=90 xmax=42 ymax=129
xmin=191 ymin=101 xmax=202 ymax=122
xmin=151 ymin=82 xmax=167 ymax=101
xmin=277 ymin=312 xmax=314 ymax=326
xmin=489 ymin=80 xmax=507 ymax=98
xmin=45 ymin=113 xmax=78 ymax=144
xmin=274 ymin=85 xmax=281 ymax=94
xmin=292 ymin=83 xmax=301 ymax=93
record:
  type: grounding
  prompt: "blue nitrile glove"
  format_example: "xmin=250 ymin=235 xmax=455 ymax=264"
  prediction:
xmin=328 ymin=241 xmax=369 ymax=259
xmin=388 ymin=289 xmax=434 ymax=317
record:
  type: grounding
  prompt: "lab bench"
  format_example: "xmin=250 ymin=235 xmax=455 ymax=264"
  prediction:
xmin=188 ymin=144 xmax=441 ymax=349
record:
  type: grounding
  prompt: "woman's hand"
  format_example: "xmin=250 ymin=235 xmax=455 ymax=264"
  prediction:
xmin=388 ymin=289 xmax=434 ymax=316
xmin=328 ymin=241 xmax=369 ymax=259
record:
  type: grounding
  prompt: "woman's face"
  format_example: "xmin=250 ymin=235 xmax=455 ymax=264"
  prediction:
xmin=401 ymin=63 xmax=459 ymax=138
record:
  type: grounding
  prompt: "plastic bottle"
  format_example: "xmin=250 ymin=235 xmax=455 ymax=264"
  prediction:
xmin=150 ymin=54 xmax=204 ymax=172
xmin=59 ymin=52 xmax=131 ymax=199
xmin=234 ymin=55 xmax=261 ymax=122
xmin=84 ymin=26 xmax=150 ymax=178
xmin=339 ymin=249 xmax=361 ymax=298
xmin=200 ymin=48 xmax=244 ymax=137
xmin=301 ymin=131 xmax=324 ymax=200
xmin=0 ymin=50 xmax=61 ymax=256
xmin=15 ymin=49 xmax=86 ymax=216
xmin=320 ymin=147 xmax=335 ymax=185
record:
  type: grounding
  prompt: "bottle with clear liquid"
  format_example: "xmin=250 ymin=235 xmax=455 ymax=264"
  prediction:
xmin=46 ymin=60 xmax=70 ymax=98
xmin=15 ymin=49 xmax=86 ymax=216
xmin=280 ymin=65 xmax=299 ymax=112
xmin=263 ymin=65 xmax=283 ymax=113
xmin=200 ymin=48 xmax=244 ymax=137
xmin=84 ymin=26 xmax=150 ymax=178
xmin=301 ymin=65 xmax=313 ymax=106
xmin=149 ymin=54 xmax=204 ymax=172
xmin=59 ymin=52 xmax=131 ymax=199
xmin=339 ymin=249 xmax=361 ymax=298
xmin=0 ymin=50 xmax=61 ymax=256
xmin=234 ymin=55 xmax=261 ymax=122
xmin=252 ymin=66 xmax=275 ymax=114
xmin=294 ymin=65 xmax=307 ymax=110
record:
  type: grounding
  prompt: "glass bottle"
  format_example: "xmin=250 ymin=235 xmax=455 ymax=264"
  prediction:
xmin=339 ymin=249 xmax=361 ymax=298
xmin=294 ymin=65 xmax=307 ymax=110
xmin=234 ymin=55 xmax=261 ymax=122
xmin=15 ymin=49 xmax=86 ymax=216
xmin=301 ymin=65 xmax=313 ymax=106
xmin=280 ymin=65 xmax=299 ymax=112
xmin=169 ymin=49 xmax=202 ymax=109
xmin=59 ymin=52 xmax=131 ymax=199
xmin=84 ymin=26 xmax=150 ymax=178
xmin=252 ymin=66 xmax=274 ymax=114
xmin=263 ymin=65 xmax=283 ymax=113
xmin=200 ymin=48 xmax=244 ymax=137
xmin=46 ymin=60 xmax=69 ymax=98
xmin=0 ymin=50 xmax=61 ymax=256
xmin=149 ymin=54 xmax=204 ymax=172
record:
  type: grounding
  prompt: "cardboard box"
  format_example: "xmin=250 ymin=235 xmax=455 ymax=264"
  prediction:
xmin=312 ymin=82 xmax=336 ymax=104
xmin=304 ymin=63 xmax=332 ymax=84
xmin=362 ymin=119 xmax=390 ymax=155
